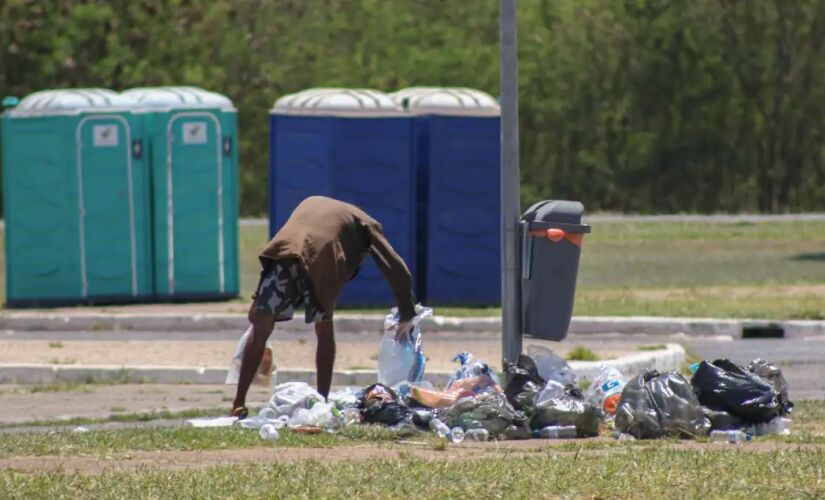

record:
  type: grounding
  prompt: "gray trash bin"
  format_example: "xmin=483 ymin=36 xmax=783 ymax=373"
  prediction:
xmin=521 ymin=200 xmax=591 ymax=341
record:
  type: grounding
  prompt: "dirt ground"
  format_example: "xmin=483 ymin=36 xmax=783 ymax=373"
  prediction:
xmin=0 ymin=338 xmax=629 ymax=371
xmin=3 ymin=439 xmax=822 ymax=475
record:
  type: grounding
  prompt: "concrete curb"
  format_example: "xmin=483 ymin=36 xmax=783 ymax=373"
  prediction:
xmin=1 ymin=311 xmax=823 ymax=338
xmin=0 ymin=344 xmax=684 ymax=386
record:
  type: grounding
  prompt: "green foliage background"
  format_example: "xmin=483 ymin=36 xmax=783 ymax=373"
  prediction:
xmin=2 ymin=0 xmax=824 ymax=215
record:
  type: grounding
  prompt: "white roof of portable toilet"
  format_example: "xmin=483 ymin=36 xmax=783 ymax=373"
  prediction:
xmin=391 ymin=87 xmax=500 ymax=116
xmin=6 ymin=88 xmax=137 ymax=117
xmin=120 ymin=86 xmax=235 ymax=111
xmin=271 ymin=88 xmax=403 ymax=116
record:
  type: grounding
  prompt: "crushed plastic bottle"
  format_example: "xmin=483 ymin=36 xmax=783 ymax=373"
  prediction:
xmin=429 ymin=417 xmax=452 ymax=439
xmin=613 ymin=431 xmax=636 ymax=441
xmin=465 ymin=429 xmax=490 ymax=442
xmin=450 ymin=427 xmax=465 ymax=443
xmin=710 ymin=430 xmax=752 ymax=444
xmin=534 ymin=425 xmax=577 ymax=439
xmin=259 ymin=423 xmax=280 ymax=441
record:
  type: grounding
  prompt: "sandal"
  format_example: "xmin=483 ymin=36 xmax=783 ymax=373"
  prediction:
xmin=231 ymin=406 xmax=249 ymax=420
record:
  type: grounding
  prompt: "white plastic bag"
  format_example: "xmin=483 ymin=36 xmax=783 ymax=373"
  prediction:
xmin=527 ymin=344 xmax=578 ymax=387
xmin=226 ymin=325 xmax=276 ymax=386
xmin=268 ymin=382 xmax=324 ymax=418
xmin=585 ymin=366 xmax=626 ymax=416
xmin=377 ymin=305 xmax=431 ymax=386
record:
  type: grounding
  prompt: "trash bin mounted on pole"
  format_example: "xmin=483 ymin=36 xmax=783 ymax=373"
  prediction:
xmin=391 ymin=87 xmax=501 ymax=306
xmin=121 ymin=86 xmax=240 ymax=300
xmin=520 ymin=200 xmax=590 ymax=341
xmin=1 ymin=89 xmax=153 ymax=306
xmin=269 ymin=89 xmax=416 ymax=307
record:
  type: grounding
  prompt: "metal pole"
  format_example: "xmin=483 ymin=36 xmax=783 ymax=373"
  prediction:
xmin=500 ymin=0 xmax=522 ymax=366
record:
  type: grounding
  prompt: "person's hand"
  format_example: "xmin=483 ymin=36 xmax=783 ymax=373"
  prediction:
xmin=395 ymin=321 xmax=414 ymax=343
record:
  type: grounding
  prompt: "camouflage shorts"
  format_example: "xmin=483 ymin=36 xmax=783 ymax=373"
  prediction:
xmin=255 ymin=260 xmax=326 ymax=323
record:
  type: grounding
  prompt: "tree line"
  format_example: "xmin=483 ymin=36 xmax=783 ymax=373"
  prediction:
xmin=2 ymin=0 xmax=824 ymax=214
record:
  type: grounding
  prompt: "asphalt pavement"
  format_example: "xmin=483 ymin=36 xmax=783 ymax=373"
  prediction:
xmin=2 ymin=329 xmax=823 ymax=399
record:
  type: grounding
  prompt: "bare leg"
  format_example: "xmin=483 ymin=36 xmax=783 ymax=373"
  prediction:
xmin=232 ymin=308 xmax=275 ymax=412
xmin=314 ymin=320 xmax=336 ymax=399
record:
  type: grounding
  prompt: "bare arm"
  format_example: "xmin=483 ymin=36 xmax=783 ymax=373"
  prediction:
xmin=368 ymin=225 xmax=416 ymax=322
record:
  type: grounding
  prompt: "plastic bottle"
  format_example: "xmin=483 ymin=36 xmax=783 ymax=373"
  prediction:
xmin=710 ymin=430 xmax=752 ymax=443
xmin=451 ymin=427 xmax=465 ymax=443
xmin=465 ymin=429 xmax=490 ymax=442
xmin=259 ymin=423 xmax=280 ymax=441
xmin=613 ymin=432 xmax=636 ymax=441
xmin=535 ymin=425 xmax=577 ymax=439
xmin=341 ymin=408 xmax=361 ymax=427
xmin=429 ymin=417 xmax=452 ymax=439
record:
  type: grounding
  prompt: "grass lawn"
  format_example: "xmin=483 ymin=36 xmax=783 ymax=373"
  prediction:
xmin=1 ymin=400 xmax=823 ymax=498
xmin=238 ymin=220 xmax=825 ymax=319
xmin=3 ymin=219 xmax=825 ymax=318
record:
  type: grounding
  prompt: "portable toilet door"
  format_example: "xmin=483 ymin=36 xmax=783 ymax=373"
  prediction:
xmin=1 ymin=89 xmax=152 ymax=305
xmin=121 ymin=86 xmax=240 ymax=300
xmin=392 ymin=87 xmax=501 ymax=306
xmin=270 ymin=88 xmax=417 ymax=307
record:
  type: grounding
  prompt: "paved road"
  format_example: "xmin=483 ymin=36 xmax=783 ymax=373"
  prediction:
xmin=3 ymin=328 xmax=823 ymax=399
xmin=688 ymin=337 xmax=825 ymax=401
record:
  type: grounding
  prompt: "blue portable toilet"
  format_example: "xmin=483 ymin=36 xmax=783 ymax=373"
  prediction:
xmin=392 ymin=87 xmax=501 ymax=305
xmin=1 ymin=89 xmax=153 ymax=306
xmin=269 ymin=88 xmax=416 ymax=307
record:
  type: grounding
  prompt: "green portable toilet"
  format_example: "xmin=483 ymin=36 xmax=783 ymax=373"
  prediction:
xmin=121 ymin=86 xmax=239 ymax=299
xmin=1 ymin=89 xmax=153 ymax=306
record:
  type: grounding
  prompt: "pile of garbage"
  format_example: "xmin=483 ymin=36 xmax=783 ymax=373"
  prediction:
xmin=211 ymin=308 xmax=794 ymax=444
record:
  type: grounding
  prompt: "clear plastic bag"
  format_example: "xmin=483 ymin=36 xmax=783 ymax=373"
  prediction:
xmin=377 ymin=305 xmax=431 ymax=386
xmin=327 ymin=386 xmax=362 ymax=410
xmin=447 ymin=352 xmax=501 ymax=393
xmin=287 ymin=401 xmax=342 ymax=430
xmin=225 ymin=325 xmax=276 ymax=386
xmin=584 ymin=366 xmax=626 ymax=416
xmin=534 ymin=380 xmax=566 ymax=406
xmin=526 ymin=344 xmax=578 ymax=387
xmin=440 ymin=392 xmax=529 ymax=438
xmin=529 ymin=395 xmax=603 ymax=437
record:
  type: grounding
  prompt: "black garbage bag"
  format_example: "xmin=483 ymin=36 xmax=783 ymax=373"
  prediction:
xmin=440 ymin=392 xmax=529 ymax=437
xmin=358 ymin=383 xmax=412 ymax=426
xmin=529 ymin=395 xmax=602 ymax=437
xmin=615 ymin=370 xmax=710 ymax=439
xmin=409 ymin=407 xmax=434 ymax=429
xmin=504 ymin=354 xmax=547 ymax=413
xmin=701 ymin=406 xmax=743 ymax=431
xmin=691 ymin=359 xmax=784 ymax=424
xmin=748 ymin=358 xmax=793 ymax=415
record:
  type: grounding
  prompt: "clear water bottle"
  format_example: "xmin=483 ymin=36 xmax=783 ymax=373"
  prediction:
xmin=710 ymin=430 xmax=751 ymax=444
xmin=535 ymin=425 xmax=577 ymax=439
xmin=465 ymin=429 xmax=490 ymax=442
xmin=451 ymin=427 xmax=465 ymax=443
xmin=259 ymin=423 xmax=280 ymax=441
xmin=613 ymin=432 xmax=636 ymax=441
xmin=429 ymin=418 xmax=452 ymax=439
